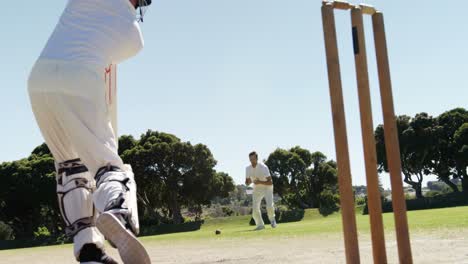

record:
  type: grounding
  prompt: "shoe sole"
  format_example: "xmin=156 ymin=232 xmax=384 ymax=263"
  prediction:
xmin=97 ymin=212 xmax=151 ymax=264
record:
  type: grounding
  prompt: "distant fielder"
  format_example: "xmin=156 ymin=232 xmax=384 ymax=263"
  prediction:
xmin=27 ymin=0 xmax=152 ymax=263
xmin=245 ymin=151 xmax=277 ymax=230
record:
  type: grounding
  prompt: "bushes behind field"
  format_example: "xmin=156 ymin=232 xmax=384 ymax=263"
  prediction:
xmin=318 ymin=189 xmax=340 ymax=216
xmin=139 ymin=220 xmax=204 ymax=237
xmin=0 ymin=221 xmax=14 ymax=240
xmin=362 ymin=191 xmax=468 ymax=214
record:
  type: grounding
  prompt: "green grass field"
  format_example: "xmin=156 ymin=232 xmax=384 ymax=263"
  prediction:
xmin=2 ymin=206 xmax=468 ymax=264
xmin=3 ymin=206 xmax=468 ymax=249
xmin=136 ymin=206 xmax=468 ymax=242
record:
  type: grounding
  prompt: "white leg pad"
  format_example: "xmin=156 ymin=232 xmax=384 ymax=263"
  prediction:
xmin=56 ymin=159 xmax=104 ymax=260
xmin=93 ymin=164 xmax=140 ymax=235
xmin=73 ymin=227 xmax=105 ymax=259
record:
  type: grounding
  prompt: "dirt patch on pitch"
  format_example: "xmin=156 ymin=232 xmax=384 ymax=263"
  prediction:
xmin=1 ymin=230 xmax=468 ymax=263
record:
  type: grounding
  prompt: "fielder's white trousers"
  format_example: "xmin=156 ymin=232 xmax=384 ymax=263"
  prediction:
xmin=28 ymin=59 xmax=125 ymax=258
xmin=252 ymin=184 xmax=275 ymax=227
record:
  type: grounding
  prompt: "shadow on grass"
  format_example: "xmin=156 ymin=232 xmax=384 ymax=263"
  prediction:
xmin=0 ymin=237 xmax=69 ymax=250
xmin=0 ymin=221 xmax=205 ymax=250
xmin=249 ymin=209 xmax=305 ymax=226
xmin=234 ymin=229 xmax=258 ymax=233
xmin=139 ymin=220 xmax=204 ymax=237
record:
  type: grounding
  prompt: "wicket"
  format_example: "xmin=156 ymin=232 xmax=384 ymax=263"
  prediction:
xmin=321 ymin=1 xmax=413 ymax=263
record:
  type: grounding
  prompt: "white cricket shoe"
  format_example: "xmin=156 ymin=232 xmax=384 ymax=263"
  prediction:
xmin=254 ymin=225 xmax=265 ymax=231
xmin=271 ymin=220 xmax=278 ymax=228
xmin=96 ymin=212 xmax=151 ymax=264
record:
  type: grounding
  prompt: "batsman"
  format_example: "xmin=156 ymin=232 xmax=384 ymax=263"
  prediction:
xmin=27 ymin=0 xmax=152 ymax=263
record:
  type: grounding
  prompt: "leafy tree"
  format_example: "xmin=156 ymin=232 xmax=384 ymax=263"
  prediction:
xmin=31 ymin=143 xmax=51 ymax=156
xmin=454 ymin=123 xmax=468 ymax=190
xmin=431 ymin=108 xmax=468 ymax=192
xmin=118 ymin=135 xmax=137 ymax=156
xmin=122 ymin=130 xmax=234 ymax=224
xmin=265 ymin=148 xmax=308 ymax=208
xmin=0 ymin=150 xmax=58 ymax=239
xmin=376 ymin=114 xmax=437 ymax=198
xmin=304 ymin=153 xmax=338 ymax=208
xmin=265 ymin=147 xmax=338 ymax=211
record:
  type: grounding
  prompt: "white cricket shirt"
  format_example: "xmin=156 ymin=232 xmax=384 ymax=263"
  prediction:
xmin=246 ymin=163 xmax=271 ymax=182
xmin=40 ymin=0 xmax=144 ymax=66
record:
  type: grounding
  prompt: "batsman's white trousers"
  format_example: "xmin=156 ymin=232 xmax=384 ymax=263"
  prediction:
xmin=28 ymin=59 xmax=124 ymax=258
xmin=252 ymin=184 xmax=275 ymax=227
xmin=28 ymin=59 xmax=123 ymax=175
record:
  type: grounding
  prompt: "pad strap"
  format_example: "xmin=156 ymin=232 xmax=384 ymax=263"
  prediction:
xmin=95 ymin=165 xmax=123 ymax=187
xmin=137 ymin=0 xmax=152 ymax=7
xmin=65 ymin=217 xmax=95 ymax=238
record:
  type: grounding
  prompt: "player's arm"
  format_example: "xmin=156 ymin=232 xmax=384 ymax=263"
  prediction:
xmin=245 ymin=167 xmax=252 ymax=185
xmin=255 ymin=177 xmax=272 ymax=185
xmin=246 ymin=178 xmax=252 ymax=185
xmin=254 ymin=178 xmax=272 ymax=185
xmin=253 ymin=166 xmax=273 ymax=185
xmin=263 ymin=165 xmax=273 ymax=185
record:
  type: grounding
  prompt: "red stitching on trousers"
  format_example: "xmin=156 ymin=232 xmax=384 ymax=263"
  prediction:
xmin=104 ymin=64 xmax=112 ymax=104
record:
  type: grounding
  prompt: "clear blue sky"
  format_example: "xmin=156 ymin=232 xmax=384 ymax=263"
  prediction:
xmin=1 ymin=1 xmax=466 ymax=188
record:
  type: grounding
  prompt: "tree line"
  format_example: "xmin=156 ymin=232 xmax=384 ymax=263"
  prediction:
xmin=0 ymin=130 xmax=339 ymax=242
xmin=376 ymin=108 xmax=468 ymax=198
xmin=0 ymin=130 xmax=235 ymax=240
xmin=0 ymin=107 xmax=466 ymax=242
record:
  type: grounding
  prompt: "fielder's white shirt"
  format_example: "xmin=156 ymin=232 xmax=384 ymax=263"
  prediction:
xmin=246 ymin=163 xmax=271 ymax=182
xmin=40 ymin=0 xmax=144 ymax=66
